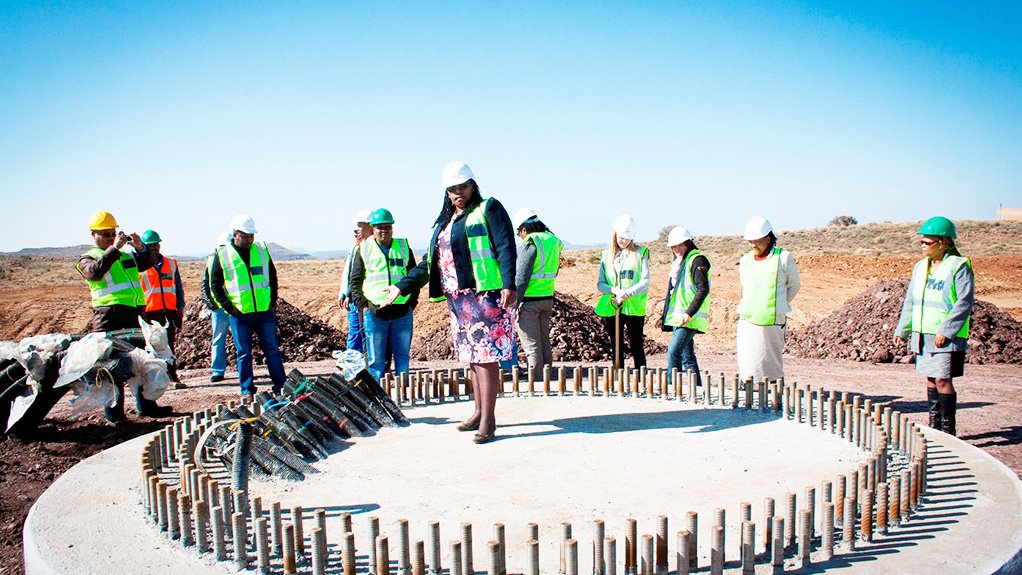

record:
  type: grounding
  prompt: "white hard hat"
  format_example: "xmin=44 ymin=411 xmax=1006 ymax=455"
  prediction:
xmin=216 ymin=232 xmax=231 ymax=246
xmin=511 ymin=208 xmax=537 ymax=230
xmin=667 ymin=226 xmax=695 ymax=247
xmin=442 ymin=161 xmax=474 ymax=188
xmin=743 ymin=216 xmax=773 ymax=241
xmin=229 ymin=214 xmax=258 ymax=235
xmin=352 ymin=209 xmax=373 ymax=231
xmin=613 ymin=214 xmax=636 ymax=240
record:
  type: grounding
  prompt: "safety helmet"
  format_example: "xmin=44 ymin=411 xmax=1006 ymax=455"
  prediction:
xmin=667 ymin=226 xmax=694 ymax=247
xmin=370 ymin=208 xmax=395 ymax=226
xmin=442 ymin=161 xmax=474 ymax=188
xmin=917 ymin=216 xmax=957 ymax=239
xmin=352 ymin=209 xmax=373 ymax=231
xmin=512 ymin=208 xmax=538 ymax=230
xmin=743 ymin=216 xmax=773 ymax=241
xmin=141 ymin=230 xmax=161 ymax=245
xmin=613 ymin=214 xmax=636 ymax=240
xmin=216 ymin=232 xmax=231 ymax=247
xmin=88 ymin=211 xmax=118 ymax=231
xmin=229 ymin=214 xmax=258 ymax=235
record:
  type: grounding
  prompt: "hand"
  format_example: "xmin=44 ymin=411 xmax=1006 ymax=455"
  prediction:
xmin=380 ymin=285 xmax=401 ymax=307
xmin=338 ymin=296 xmax=349 ymax=310
xmin=933 ymin=333 xmax=949 ymax=348
xmin=892 ymin=335 xmax=905 ymax=346
xmin=500 ymin=288 xmax=516 ymax=309
xmin=679 ymin=313 xmax=691 ymax=325
xmin=613 ymin=295 xmax=624 ymax=306
xmin=128 ymin=232 xmax=144 ymax=251
xmin=114 ymin=232 xmax=129 ymax=249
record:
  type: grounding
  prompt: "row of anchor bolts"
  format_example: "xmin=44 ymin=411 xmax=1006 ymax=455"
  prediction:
xmin=140 ymin=375 xmax=929 ymax=574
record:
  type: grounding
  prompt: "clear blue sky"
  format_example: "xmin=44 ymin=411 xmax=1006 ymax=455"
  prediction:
xmin=1 ymin=1 xmax=1019 ymax=254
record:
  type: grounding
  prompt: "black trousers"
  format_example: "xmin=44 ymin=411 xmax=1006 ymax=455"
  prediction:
xmin=602 ymin=314 xmax=647 ymax=368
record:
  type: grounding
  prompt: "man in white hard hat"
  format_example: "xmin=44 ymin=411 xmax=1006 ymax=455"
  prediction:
xmin=208 ymin=214 xmax=287 ymax=400
xmin=660 ymin=226 xmax=711 ymax=385
xmin=202 ymin=232 xmax=233 ymax=383
xmin=736 ymin=216 xmax=800 ymax=382
xmin=512 ymin=208 xmax=563 ymax=382
xmin=339 ymin=209 xmax=374 ymax=353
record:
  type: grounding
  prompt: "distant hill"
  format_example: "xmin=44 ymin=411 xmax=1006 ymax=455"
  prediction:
xmin=1 ymin=242 xmax=315 ymax=261
xmin=265 ymin=242 xmax=314 ymax=261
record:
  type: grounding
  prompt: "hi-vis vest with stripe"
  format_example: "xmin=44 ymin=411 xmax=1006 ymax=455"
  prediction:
xmin=665 ymin=249 xmax=711 ymax=332
xmin=80 ymin=247 xmax=145 ymax=308
xmin=523 ymin=231 xmax=562 ymax=297
xmin=217 ymin=242 xmax=272 ymax=314
xmin=910 ymin=255 xmax=971 ymax=339
xmin=361 ymin=237 xmax=411 ymax=306
xmin=595 ymin=246 xmax=650 ymax=317
xmin=427 ymin=198 xmax=502 ymax=301
xmin=140 ymin=256 xmax=179 ymax=313
xmin=739 ymin=247 xmax=784 ymax=326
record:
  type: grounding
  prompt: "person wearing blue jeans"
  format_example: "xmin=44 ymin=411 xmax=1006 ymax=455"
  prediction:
xmin=661 ymin=227 xmax=711 ymax=386
xmin=339 ymin=210 xmax=373 ymax=353
xmin=349 ymin=208 xmax=418 ymax=383
xmin=209 ymin=214 xmax=288 ymax=399
xmin=228 ymin=309 xmax=288 ymax=395
xmin=202 ymin=232 xmax=233 ymax=382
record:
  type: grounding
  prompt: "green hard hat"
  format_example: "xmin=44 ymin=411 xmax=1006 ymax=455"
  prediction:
xmin=141 ymin=229 xmax=162 ymax=244
xmin=916 ymin=216 xmax=957 ymax=239
xmin=370 ymin=208 xmax=395 ymax=226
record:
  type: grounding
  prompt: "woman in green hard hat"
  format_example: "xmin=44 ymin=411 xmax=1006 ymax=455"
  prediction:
xmin=893 ymin=216 xmax=974 ymax=436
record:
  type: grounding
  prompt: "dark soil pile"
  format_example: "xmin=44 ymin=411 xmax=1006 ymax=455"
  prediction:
xmin=174 ymin=298 xmax=346 ymax=368
xmin=787 ymin=280 xmax=1022 ymax=365
xmin=410 ymin=292 xmax=665 ymax=362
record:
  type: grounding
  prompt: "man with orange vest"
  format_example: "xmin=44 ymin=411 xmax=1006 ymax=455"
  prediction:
xmin=140 ymin=229 xmax=186 ymax=386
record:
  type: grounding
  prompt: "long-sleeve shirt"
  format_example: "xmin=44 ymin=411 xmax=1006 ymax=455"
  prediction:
xmin=596 ymin=248 xmax=650 ymax=299
xmin=514 ymin=241 xmax=539 ymax=299
xmin=894 ymin=259 xmax=974 ymax=353
xmin=152 ymin=254 xmax=185 ymax=317
xmin=349 ymin=242 xmax=418 ymax=320
xmin=76 ymin=244 xmax=156 ymax=282
xmin=665 ymin=253 xmax=710 ymax=318
xmin=208 ymin=242 xmax=278 ymax=316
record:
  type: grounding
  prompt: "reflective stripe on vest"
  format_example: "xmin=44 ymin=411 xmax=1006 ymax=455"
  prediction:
xmin=140 ymin=256 xmax=178 ymax=313
xmin=361 ymin=237 xmax=411 ymax=306
xmin=910 ymin=255 xmax=971 ymax=338
xmin=594 ymin=246 xmax=649 ymax=317
xmin=739 ymin=247 xmax=783 ymax=326
xmin=665 ymin=249 xmax=711 ymax=331
xmin=81 ymin=247 xmax=145 ymax=308
xmin=218 ymin=242 xmax=272 ymax=313
xmin=523 ymin=231 xmax=562 ymax=298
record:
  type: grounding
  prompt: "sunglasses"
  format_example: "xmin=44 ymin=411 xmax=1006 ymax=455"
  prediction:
xmin=94 ymin=231 xmax=117 ymax=239
xmin=920 ymin=239 xmax=938 ymax=246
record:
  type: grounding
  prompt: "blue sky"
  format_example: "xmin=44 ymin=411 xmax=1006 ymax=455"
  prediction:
xmin=1 ymin=1 xmax=1019 ymax=254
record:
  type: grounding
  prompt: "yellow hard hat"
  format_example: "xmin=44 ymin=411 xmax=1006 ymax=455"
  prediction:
xmin=88 ymin=211 xmax=118 ymax=230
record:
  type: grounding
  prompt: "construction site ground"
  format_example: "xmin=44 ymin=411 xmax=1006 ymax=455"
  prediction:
xmin=2 ymin=223 xmax=1021 ymax=574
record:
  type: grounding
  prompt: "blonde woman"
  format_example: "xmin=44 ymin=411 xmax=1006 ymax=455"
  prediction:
xmin=595 ymin=215 xmax=650 ymax=368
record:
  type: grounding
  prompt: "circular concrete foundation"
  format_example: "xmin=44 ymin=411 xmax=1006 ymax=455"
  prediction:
xmin=24 ymin=383 xmax=1022 ymax=574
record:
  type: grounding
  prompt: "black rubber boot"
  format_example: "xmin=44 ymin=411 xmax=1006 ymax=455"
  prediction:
xmin=136 ymin=394 xmax=173 ymax=418
xmin=104 ymin=383 xmax=127 ymax=424
xmin=938 ymin=393 xmax=957 ymax=436
xmin=927 ymin=387 xmax=940 ymax=428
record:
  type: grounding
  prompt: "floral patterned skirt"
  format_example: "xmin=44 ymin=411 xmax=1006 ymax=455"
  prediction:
xmin=445 ymin=289 xmax=516 ymax=364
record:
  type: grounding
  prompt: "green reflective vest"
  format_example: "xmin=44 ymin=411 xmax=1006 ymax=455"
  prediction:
xmin=204 ymin=255 xmax=221 ymax=310
xmin=595 ymin=246 xmax=649 ymax=317
xmin=217 ymin=242 xmax=272 ymax=314
xmin=909 ymin=255 xmax=971 ymax=338
xmin=739 ymin=247 xmax=783 ymax=326
xmin=665 ymin=249 xmax=711 ymax=332
xmin=427 ymin=198 xmax=503 ymax=301
xmin=361 ymin=237 xmax=411 ymax=306
xmin=80 ymin=247 xmax=145 ymax=308
xmin=523 ymin=231 xmax=562 ymax=297
xmin=338 ymin=241 xmax=359 ymax=298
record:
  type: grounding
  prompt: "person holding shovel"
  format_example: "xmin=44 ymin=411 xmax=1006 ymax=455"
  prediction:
xmin=595 ymin=214 xmax=650 ymax=369
xmin=893 ymin=216 xmax=974 ymax=436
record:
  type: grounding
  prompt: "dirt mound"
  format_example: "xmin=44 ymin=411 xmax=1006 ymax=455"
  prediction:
xmin=787 ymin=280 xmax=1022 ymax=365
xmin=410 ymin=292 xmax=665 ymax=362
xmin=174 ymin=298 xmax=346 ymax=369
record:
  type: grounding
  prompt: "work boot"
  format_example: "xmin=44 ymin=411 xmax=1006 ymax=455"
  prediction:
xmin=927 ymin=387 xmax=940 ymax=428
xmin=938 ymin=393 xmax=957 ymax=437
xmin=136 ymin=395 xmax=173 ymax=418
xmin=104 ymin=384 xmax=127 ymax=424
